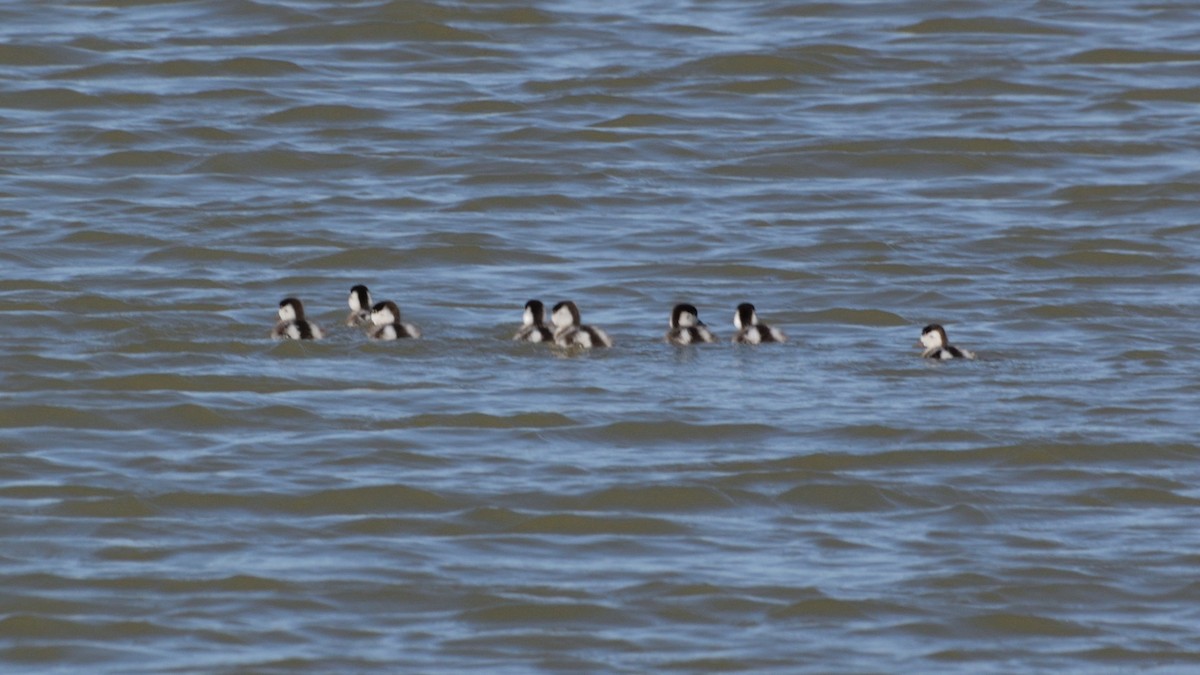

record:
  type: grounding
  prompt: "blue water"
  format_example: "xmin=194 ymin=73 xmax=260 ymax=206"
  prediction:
xmin=2 ymin=0 xmax=1200 ymax=672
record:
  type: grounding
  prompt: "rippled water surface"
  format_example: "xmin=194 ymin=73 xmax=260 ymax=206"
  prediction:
xmin=3 ymin=0 xmax=1200 ymax=671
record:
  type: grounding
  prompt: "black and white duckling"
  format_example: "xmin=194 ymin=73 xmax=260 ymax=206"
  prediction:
xmin=369 ymin=300 xmax=422 ymax=340
xmin=551 ymin=300 xmax=612 ymax=348
xmin=513 ymin=299 xmax=555 ymax=343
xmin=666 ymin=303 xmax=717 ymax=345
xmin=732 ymin=303 xmax=786 ymax=344
xmin=346 ymin=284 xmax=373 ymax=327
xmin=918 ymin=324 xmax=975 ymax=360
xmin=272 ymin=297 xmax=324 ymax=340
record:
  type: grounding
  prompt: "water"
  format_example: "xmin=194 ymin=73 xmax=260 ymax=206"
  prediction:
xmin=3 ymin=0 xmax=1200 ymax=671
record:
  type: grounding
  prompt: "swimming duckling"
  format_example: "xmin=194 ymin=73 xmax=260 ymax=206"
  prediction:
xmin=272 ymin=297 xmax=324 ymax=340
xmin=551 ymin=300 xmax=612 ymax=348
xmin=513 ymin=299 xmax=555 ymax=343
xmin=346 ymin=284 xmax=373 ymax=327
xmin=918 ymin=324 xmax=975 ymax=360
xmin=666 ymin=303 xmax=717 ymax=345
xmin=369 ymin=300 xmax=421 ymax=340
xmin=732 ymin=303 xmax=785 ymax=344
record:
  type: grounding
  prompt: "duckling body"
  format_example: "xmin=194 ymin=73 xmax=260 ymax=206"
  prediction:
xmin=731 ymin=303 xmax=785 ymax=344
xmin=918 ymin=324 xmax=975 ymax=360
xmin=346 ymin=285 xmax=373 ymax=327
xmin=272 ymin=297 xmax=324 ymax=340
xmin=369 ymin=300 xmax=421 ymax=340
xmin=666 ymin=303 xmax=717 ymax=345
xmin=552 ymin=300 xmax=612 ymax=348
xmin=513 ymin=299 xmax=555 ymax=343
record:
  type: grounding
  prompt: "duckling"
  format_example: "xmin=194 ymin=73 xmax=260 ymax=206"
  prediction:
xmin=732 ymin=303 xmax=785 ymax=344
xmin=346 ymin=284 xmax=373 ymax=327
xmin=918 ymin=324 xmax=975 ymax=360
xmin=369 ymin=300 xmax=421 ymax=340
xmin=272 ymin=297 xmax=324 ymax=340
xmin=551 ymin=300 xmax=612 ymax=348
xmin=513 ymin=299 xmax=555 ymax=343
xmin=666 ymin=303 xmax=717 ymax=345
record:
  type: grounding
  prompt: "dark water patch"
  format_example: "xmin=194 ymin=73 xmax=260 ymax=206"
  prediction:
xmin=74 ymin=373 xmax=322 ymax=394
xmin=815 ymin=136 xmax=1024 ymax=154
xmin=158 ymin=56 xmax=305 ymax=77
xmin=140 ymin=245 xmax=274 ymax=265
xmin=899 ymin=17 xmax=1077 ymax=36
xmin=51 ymin=494 xmax=158 ymax=518
xmin=388 ymin=412 xmax=576 ymax=430
xmin=661 ymin=656 xmax=788 ymax=671
xmin=1119 ymin=87 xmax=1200 ymax=103
xmin=60 ymin=229 xmax=166 ymax=248
xmin=154 ymin=484 xmax=453 ymax=514
xmin=121 ymin=403 xmax=318 ymax=431
xmin=48 ymin=57 xmax=305 ymax=82
xmin=89 ymin=150 xmax=193 ymax=170
xmin=459 ymin=170 xmax=608 ymax=187
xmin=460 ymin=600 xmax=630 ymax=626
xmin=675 ymin=53 xmax=835 ymax=77
xmin=277 ymin=485 xmax=449 ymax=518
xmin=1069 ymin=48 xmax=1200 ymax=64
xmin=182 ymin=87 xmax=291 ymax=106
xmin=769 ymin=595 xmax=902 ymax=621
xmin=190 ymin=150 xmax=373 ymax=175
xmin=777 ymin=483 xmax=927 ymax=512
xmin=718 ymin=443 xmax=1200 ymax=479
xmin=553 ymin=127 xmax=659 ymax=144
xmin=1073 ymin=646 xmax=1200 ymax=664
xmin=1054 ymin=182 xmax=1200 ymax=204
xmin=0 ymin=614 xmax=177 ymax=641
xmin=450 ymin=6 xmax=557 ymax=25
xmin=95 ymin=545 xmax=173 ymax=562
xmin=964 ymin=612 xmax=1098 ymax=637
xmin=1115 ymin=349 xmax=1173 ymax=362
xmin=301 ymin=243 xmax=560 ymax=268
xmin=1069 ymin=486 xmax=1200 ymax=508
xmin=68 ymin=35 xmax=148 ymax=52
xmin=672 ymin=263 xmax=819 ymax=282
xmin=544 ymin=93 xmax=645 ymax=108
xmin=1018 ymin=250 xmax=1178 ymax=270
xmin=709 ymin=77 xmax=802 ymax=94
xmin=0 ymin=43 xmax=96 ymax=67
xmin=930 ymin=503 xmax=992 ymax=526
xmin=261 ymin=104 xmax=388 ymax=125
xmin=824 ymin=424 xmax=912 ymax=442
xmin=0 ymin=87 xmax=103 ymax=110
xmin=508 ymin=513 xmax=687 ymax=536
xmin=446 ymin=193 xmax=582 ymax=212
xmin=569 ymin=420 xmax=779 ymax=445
xmin=707 ymin=149 xmax=1000 ymax=180
xmin=0 ymin=405 xmax=125 ymax=430
xmin=50 ymin=294 xmax=143 ymax=315
xmin=335 ymin=515 xmax=448 ymax=536
xmin=998 ymin=442 xmax=1200 ymax=466
xmin=917 ymin=571 xmax=1001 ymax=591
xmin=919 ymin=77 xmax=1069 ymax=97
xmin=257 ymin=21 xmax=489 ymax=45
xmin=179 ymin=124 xmax=245 ymax=142
xmin=1 ymin=484 xmax=128 ymax=502
xmin=524 ymin=75 xmax=660 ymax=94
xmin=581 ymin=485 xmax=735 ymax=512
xmin=457 ymin=506 xmax=528 ymax=531
xmin=796 ymin=308 xmax=907 ymax=326
xmin=449 ymin=99 xmax=525 ymax=114
xmin=591 ymin=113 xmax=687 ymax=128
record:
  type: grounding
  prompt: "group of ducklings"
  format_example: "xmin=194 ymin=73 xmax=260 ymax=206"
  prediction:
xmin=273 ymin=285 xmax=974 ymax=359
